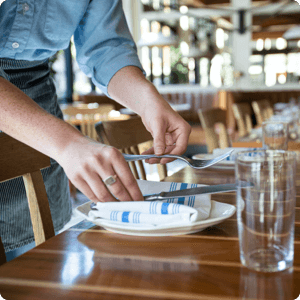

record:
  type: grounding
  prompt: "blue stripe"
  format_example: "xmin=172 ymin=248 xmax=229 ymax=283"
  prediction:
xmin=161 ymin=203 xmax=169 ymax=214
xmin=110 ymin=211 xmax=118 ymax=221
xmin=122 ymin=212 xmax=130 ymax=222
xmin=168 ymin=182 xmax=175 ymax=203
xmin=178 ymin=183 xmax=188 ymax=204
xmin=168 ymin=182 xmax=174 ymax=192
xmin=137 ymin=212 xmax=141 ymax=223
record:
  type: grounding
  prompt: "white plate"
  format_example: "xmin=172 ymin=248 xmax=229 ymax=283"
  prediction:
xmin=75 ymin=200 xmax=236 ymax=236
xmin=192 ymin=153 xmax=235 ymax=170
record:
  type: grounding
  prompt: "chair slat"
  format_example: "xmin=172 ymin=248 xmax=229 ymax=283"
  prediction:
xmin=198 ymin=108 xmax=231 ymax=153
xmin=132 ymin=145 xmax=147 ymax=180
xmin=95 ymin=116 xmax=168 ymax=181
xmin=124 ymin=147 xmax=140 ymax=179
xmin=23 ymin=171 xmax=55 ymax=246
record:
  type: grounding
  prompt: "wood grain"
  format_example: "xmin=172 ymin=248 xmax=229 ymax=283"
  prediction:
xmin=1 ymin=162 xmax=300 ymax=299
xmin=0 ymin=133 xmax=50 ymax=182
xmin=23 ymin=171 xmax=55 ymax=245
xmin=0 ymin=133 xmax=54 ymax=265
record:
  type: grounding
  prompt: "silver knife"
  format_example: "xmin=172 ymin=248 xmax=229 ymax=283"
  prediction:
xmin=143 ymin=183 xmax=237 ymax=201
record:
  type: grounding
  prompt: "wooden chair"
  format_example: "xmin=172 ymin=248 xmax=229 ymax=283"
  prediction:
xmin=61 ymin=104 xmax=115 ymax=141
xmin=95 ymin=116 xmax=168 ymax=181
xmin=198 ymin=108 xmax=231 ymax=153
xmin=232 ymin=102 xmax=253 ymax=137
xmin=78 ymin=92 xmax=125 ymax=111
xmin=0 ymin=133 xmax=55 ymax=265
xmin=251 ymin=99 xmax=273 ymax=126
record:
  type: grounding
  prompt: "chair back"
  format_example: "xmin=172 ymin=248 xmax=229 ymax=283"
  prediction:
xmin=61 ymin=104 xmax=115 ymax=140
xmin=0 ymin=133 xmax=54 ymax=265
xmin=198 ymin=108 xmax=231 ymax=153
xmin=232 ymin=102 xmax=253 ymax=137
xmin=78 ymin=92 xmax=125 ymax=111
xmin=95 ymin=117 xmax=167 ymax=181
xmin=252 ymin=99 xmax=273 ymax=125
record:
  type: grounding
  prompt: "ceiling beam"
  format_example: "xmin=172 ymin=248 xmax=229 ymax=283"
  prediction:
xmin=252 ymin=30 xmax=285 ymax=39
xmin=253 ymin=14 xmax=300 ymax=27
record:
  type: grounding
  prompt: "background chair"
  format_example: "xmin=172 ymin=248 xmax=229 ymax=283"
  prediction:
xmin=232 ymin=102 xmax=253 ymax=137
xmin=0 ymin=133 xmax=55 ymax=265
xmin=95 ymin=116 xmax=168 ymax=181
xmin=251 ymin=99 xmax=273 ymax=126
xmin=61 ymin=103 xmax=115 ymax=141
xmin=78 ymin=92 xmax=125 ymax=111
xmin=198 ymin=108 xmax=231 ymax=153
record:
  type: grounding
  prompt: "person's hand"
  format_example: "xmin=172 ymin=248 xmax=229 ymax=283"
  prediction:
xmin=140 ymin=96 xmax=191 ymax=165
xmin=57 ymin=137 xmax=143 ymax=203
xmin=106 ymin=65 xmax=191 ymax=165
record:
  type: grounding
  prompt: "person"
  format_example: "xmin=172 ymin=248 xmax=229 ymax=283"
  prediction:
xmin=0 ymin=0 xmax=191 ymax=256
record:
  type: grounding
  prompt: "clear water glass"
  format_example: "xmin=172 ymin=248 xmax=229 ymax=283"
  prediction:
xmin=262 ymin=121 xmax=289 ymax=150
xmin=236 ymin=150 xmax=296 ymax=272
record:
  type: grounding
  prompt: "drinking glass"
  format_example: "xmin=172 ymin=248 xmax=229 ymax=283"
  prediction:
xmin=262 ymin=121 xmax=289 ymax=150
xmin=236 ymin=150 xmax=296 ymax=272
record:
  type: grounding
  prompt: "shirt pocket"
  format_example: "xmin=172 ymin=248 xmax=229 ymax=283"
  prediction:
xmin=44 ymin=0 xmax=88 ymax=41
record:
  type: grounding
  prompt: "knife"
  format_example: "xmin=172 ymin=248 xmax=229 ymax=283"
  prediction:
xmin=143 ymin=182 xmax=251 ymax=201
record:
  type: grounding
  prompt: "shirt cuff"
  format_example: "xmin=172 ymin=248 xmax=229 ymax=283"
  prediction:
xmin=92 ymin=54 xmax=146 ymax=98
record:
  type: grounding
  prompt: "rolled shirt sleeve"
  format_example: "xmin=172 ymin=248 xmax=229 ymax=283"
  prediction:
xmin=74 ymin=0 xmax=145 ymax=97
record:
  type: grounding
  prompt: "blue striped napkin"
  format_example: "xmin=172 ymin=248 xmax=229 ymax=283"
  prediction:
xmin=88 ymin=180 xmax=211 ymax=226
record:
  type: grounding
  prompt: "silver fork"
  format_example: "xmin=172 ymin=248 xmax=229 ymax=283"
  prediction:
xmin=122 ymin=149 xmax=234 ymax=170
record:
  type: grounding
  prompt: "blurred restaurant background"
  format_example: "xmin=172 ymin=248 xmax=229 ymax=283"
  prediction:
xmin=57 ymin=0 xmax=300 ymax=163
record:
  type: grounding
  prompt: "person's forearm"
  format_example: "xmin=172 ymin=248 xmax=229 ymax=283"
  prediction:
xmin=0 ymin=77 xmax=85 ymax=160
xmin=107 ymin=66 xmax=172 ymax=117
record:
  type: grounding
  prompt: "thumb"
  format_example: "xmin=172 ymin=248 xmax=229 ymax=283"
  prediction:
xmin=152 ymin=123 xmax=166 ymax=156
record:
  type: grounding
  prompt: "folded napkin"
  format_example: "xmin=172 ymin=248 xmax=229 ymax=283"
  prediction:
xmin=213 ymin=147 xmax=262 ymax=161
xmin=88 ymin=180 xmax=211 ymax=226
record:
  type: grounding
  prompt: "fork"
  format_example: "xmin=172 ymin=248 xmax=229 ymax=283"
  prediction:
xmin=122 ymin=149 xmax=234 ymax=170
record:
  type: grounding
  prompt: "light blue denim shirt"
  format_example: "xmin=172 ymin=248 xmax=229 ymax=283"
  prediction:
xmin=0 ymin=0 xmax=144 ymax=95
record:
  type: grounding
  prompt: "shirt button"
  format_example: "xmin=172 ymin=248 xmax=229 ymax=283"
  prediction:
xmin=12 ymin=42 xmax=19 ymax=49
xmin=23 ymin=3 xmax=29 ymax=12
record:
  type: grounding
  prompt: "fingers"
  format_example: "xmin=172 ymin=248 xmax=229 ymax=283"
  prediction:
xmin=71 ymin=169 xmax=116 ymax=203
xmin=151 ymin=120 xmax=167 ymax=156
xmin=65 ymin=144 xmax=144 ymax=203
xmin=102 ymin=164 xmax=144 ymax=202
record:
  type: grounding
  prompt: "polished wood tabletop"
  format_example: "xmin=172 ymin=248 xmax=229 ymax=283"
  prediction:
xmin=0 ymin=166 xmax=300 ymax=299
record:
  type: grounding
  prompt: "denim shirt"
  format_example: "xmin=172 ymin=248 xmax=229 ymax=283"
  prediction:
xmin=0 ymin=0 xmax=144 ymax=95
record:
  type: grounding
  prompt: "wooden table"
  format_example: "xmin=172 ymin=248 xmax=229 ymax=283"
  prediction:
xmin=0 ymin=167 xmax=300 ymax=299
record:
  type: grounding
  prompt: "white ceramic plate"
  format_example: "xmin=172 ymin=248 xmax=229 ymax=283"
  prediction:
xmin=192 ymin=153 xmax=235 ymax=170
xmin=75 ymin=200 xmax=236 ymax=237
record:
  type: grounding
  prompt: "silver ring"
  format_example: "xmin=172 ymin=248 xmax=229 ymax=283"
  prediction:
xmin=103 ymin=174 xmax=117 ymax=186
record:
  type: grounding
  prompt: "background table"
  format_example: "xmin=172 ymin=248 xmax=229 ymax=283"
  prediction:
xmin=0 ymin=166 xmax=300 ymax=299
